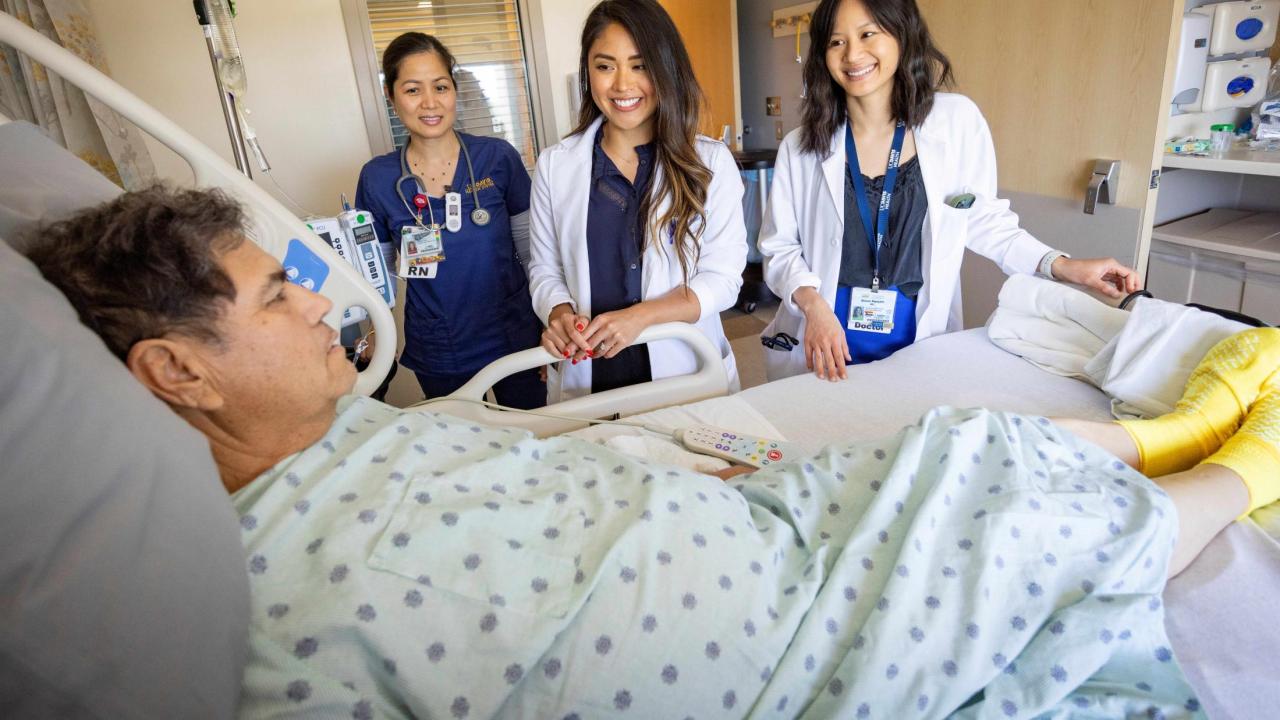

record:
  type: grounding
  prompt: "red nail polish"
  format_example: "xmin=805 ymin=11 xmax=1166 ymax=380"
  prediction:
xmin=576 ymin=323 xmax=585 ymax=331
xmin=572 ymin=358 xmax=578 ymax=365
xmin=563 ymin=350 xmax=570 ymax=358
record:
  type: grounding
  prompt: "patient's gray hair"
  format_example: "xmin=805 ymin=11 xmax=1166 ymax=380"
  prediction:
xmin=24 ymin=184 xmax=247 ymax=361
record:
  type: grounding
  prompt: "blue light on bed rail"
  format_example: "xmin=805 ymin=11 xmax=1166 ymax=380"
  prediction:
xmin=282 ymin=238 xmax=329 ymax=292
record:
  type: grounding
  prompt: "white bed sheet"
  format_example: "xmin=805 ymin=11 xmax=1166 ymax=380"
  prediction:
xmin=734 ymin=328 xmax=1280 ymax=719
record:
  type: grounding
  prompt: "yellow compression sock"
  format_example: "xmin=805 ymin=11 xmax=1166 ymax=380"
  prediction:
xmin=1204 ymin=388 xmax=1280 ymax=515
xmin=1117 ymin=328 xmax=1280 ymax=478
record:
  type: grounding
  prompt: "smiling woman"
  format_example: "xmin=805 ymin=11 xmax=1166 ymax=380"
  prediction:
xmin=354 ymin=32 xmax=546 ymax=409
xmin=757 ymin=0 xmax=1144 ymax=384
xmin=527 ymin=0 xmax=748 ymax=405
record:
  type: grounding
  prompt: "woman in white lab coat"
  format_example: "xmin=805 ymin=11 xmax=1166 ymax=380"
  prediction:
xmin=759 ymin=0 xmax=1142 ymax=382
xmin=528 ymin=0 xmax=747 ymax=402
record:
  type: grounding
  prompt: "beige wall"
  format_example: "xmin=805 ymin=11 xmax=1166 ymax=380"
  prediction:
xmin=84 ymin=0 xmax=598 ymax=209
xmin=83 ymin=0 xmax=372 ymax=217
xmin=536 ymin=0 xmax=597 ymax=141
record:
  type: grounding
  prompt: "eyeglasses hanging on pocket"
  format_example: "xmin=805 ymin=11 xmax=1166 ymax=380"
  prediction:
xmin=761 ymin=332 xmax=799 ymax=352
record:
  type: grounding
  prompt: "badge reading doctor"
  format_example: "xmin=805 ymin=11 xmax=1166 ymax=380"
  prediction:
xmin=847 ymin=286 xmax=896 ymax=334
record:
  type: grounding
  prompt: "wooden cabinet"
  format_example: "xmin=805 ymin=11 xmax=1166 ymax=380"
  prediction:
xmin=660 ymin=0 xmax=741 ymax=142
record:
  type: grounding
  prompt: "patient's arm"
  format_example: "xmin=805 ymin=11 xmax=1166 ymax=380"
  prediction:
xmin=709 ymin=465 xmax=755 ymax=482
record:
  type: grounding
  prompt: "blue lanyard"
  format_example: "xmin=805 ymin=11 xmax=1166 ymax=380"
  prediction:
xmin=845 ymin=119 xmax=907 ymax=290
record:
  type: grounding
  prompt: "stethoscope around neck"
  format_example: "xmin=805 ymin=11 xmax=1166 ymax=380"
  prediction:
xmin=396 ymin=131 xmax=490 ymax=227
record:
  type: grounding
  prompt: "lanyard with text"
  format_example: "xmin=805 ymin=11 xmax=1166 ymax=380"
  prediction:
xmin=845 ymin=119 xmax=907 ymax=291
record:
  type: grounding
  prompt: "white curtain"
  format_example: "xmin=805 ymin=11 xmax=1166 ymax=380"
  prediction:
xmin=0 ymin=0 xmax=155 ymax=189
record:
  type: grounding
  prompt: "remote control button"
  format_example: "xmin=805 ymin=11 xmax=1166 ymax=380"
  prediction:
xmin=767 ymin=449 xmax=782 ymax=461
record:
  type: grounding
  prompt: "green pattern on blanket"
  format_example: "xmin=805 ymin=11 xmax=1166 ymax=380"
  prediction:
xmin=233 ymin=397 xmax=1202 ymax=719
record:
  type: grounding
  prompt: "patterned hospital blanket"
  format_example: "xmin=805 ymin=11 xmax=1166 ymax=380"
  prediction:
xmin=234 ymin=398 xmax=1203 ymax=719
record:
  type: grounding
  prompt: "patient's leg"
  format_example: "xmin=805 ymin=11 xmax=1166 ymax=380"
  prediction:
xmin=1201 ymin=387 xmax=1280 ymax=517
xmin=1056 ymin=385 xmax=1280 ymax=579
xmin=1115 ymin=328 xmax=1280 ymax=477
xmin=1152 ymin=464 xmax=1249 ymax=577
xmin=1051 ymin=418 xmax=1140 ymax=468
xmin=1053 ymin=418 xmax=1249 ymax=578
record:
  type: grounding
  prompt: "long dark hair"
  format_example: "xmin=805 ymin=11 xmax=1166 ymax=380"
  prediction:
xmin=382 ymin=32 xmax=457 ymax=97
xmin=572 ymin=0 xmax=709 ymax=285
xmin=800 ymin=0 xmax=953 ymax=156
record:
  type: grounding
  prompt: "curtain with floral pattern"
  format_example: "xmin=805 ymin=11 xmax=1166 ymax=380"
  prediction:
xmin=0 ymin=0 xmax=155 ymax=188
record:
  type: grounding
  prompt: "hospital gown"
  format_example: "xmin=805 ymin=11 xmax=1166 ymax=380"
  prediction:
xmin=234 ymin=397 xmax=1205 ymax=719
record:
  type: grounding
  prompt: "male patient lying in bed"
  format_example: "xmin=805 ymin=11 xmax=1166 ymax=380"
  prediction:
xmin=25 ymin=186 xmax=1278 ymax=719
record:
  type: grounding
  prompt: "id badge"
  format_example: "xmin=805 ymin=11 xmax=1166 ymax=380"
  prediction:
xmin=847 ymin=286 xmax=897 ymax=334
xmin=399 ymin=225 xmax=444 ymax=278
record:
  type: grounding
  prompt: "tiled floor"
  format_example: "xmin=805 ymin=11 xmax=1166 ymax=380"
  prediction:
xmin=721 ymin=298 xmax=779 ymax=390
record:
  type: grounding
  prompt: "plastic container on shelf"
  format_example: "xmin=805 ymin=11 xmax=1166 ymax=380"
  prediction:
xmin=1211 ymin=123 xmax=1236 ymax=153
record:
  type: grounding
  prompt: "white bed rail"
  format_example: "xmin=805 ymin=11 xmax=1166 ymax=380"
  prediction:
xmin=0 ymin=12 xmax=394 ymax=396
xmin=424 ymin=322 xmax=730 ymax=436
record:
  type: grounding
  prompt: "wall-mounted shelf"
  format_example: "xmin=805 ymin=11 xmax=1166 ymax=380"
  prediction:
xmin=1162 ymin=145 xmax=1280 ymax=177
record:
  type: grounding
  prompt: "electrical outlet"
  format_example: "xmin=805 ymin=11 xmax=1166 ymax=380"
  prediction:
xmin=775 ymin=120 xmax=784 ymax=141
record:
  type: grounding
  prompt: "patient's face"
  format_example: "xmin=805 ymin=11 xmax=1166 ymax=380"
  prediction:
xmin=205 ymin=241 xmax=356 ymax=418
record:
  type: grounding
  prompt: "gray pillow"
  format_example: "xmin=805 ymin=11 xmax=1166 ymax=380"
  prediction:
xmin=0 ymin=122 xmax=122 ymax=251
xmin=0 ymin=238 xmax=249 ymax=711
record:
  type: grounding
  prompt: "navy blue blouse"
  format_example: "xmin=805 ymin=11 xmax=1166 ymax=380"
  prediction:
xmin=585 ymin=128 xmax=654 ymax=393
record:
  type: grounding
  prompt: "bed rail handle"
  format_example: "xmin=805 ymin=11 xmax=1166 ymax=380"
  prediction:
xmin=0 ymin=12 xmax=395 ymax=397
xmin=425 ymin=322 xmax=731 ymax=436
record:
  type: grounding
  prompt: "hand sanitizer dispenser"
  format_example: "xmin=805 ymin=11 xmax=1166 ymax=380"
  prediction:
xmin=1173 ymin=12 xmax=1212 ymax=107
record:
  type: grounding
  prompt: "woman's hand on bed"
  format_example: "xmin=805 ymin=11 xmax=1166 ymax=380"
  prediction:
xmin=542 ymin=304 xmax=593 ymax=361
xmin=582 ymin=307 xmax=648 ymax=359
xmin=1052 ymin=256 xmax=1143 ymax=298
xmin=795 ymin=288 xmax=850 ymax=381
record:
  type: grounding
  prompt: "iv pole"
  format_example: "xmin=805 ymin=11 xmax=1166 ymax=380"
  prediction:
xmin=193 ymin=0 xmax=252 ymax=177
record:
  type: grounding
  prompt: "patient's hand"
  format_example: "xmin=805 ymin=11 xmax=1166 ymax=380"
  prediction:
xmin=710 ymin=465 xmax=755 ymax=481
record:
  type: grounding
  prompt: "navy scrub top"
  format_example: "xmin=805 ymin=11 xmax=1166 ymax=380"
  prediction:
xmin=585 ymin=128 xmax=654 ymax=393
xmin=355 ymin=133 xmax=541 ymax=377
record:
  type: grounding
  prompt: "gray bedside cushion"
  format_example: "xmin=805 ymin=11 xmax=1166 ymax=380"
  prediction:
xmin=0 ymin=238 xmax=250 ymax=718
xmin=0 ymin=121 xmax=122 ymax=251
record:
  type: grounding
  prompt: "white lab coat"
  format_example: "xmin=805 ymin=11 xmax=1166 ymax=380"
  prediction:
xmin=528 ymin=116 xmax=747 ymax=402
xmin=759 ymin=93 xmax=1055 ymax=381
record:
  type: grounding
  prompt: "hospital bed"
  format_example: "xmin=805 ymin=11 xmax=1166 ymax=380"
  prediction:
xmin=1 ymin=10 xmax=1277 ymax=719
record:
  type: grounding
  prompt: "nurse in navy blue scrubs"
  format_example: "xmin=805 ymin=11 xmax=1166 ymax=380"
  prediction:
xmin=355 ymin=32 xmax=545 ymax=408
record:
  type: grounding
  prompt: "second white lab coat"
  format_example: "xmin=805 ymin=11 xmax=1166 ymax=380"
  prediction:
xmin=759 ymin=93 xmax=1054 ymax=381
xmin=528 ymin=117 xmax=747 ymax=402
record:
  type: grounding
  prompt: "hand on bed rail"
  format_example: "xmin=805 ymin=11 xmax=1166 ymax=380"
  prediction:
xmin=581 ymin=307 xmax=649 ymax=359
xmin=1050 ymin=256 xmax=1143 ymax=299
xmin=542 ymin=304 xmax=593 ymax=362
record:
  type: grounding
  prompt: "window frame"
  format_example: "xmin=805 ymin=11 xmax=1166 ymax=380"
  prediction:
xmin=338 ymin=0 xmax=557 ymax=160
